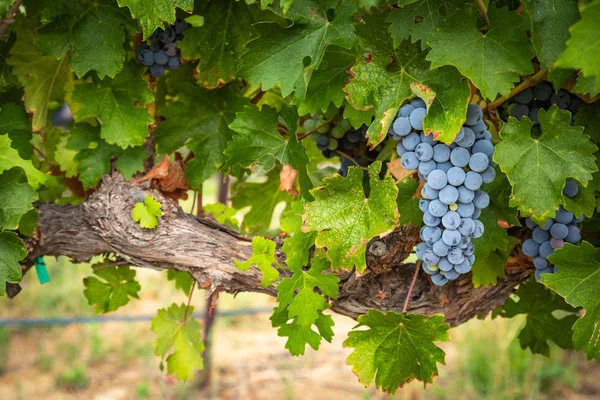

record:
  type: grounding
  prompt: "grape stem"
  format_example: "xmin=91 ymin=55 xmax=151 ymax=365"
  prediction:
xmin=335 ymin=150 xmax=367 ymax=169
xmin=402 ymin=260 xmax=421 ymax=313
xmin=0 ymin=19 xmax=15 ymax=25
xmin=486 ymin=69 xmax=547 ymax=110
xmin=183 ymin=283 xmax=196 ymax=323
xmin=0 ymin=0 xmax=24 ymax=37
xmin=475 ymin=0 xmax=490 ymax=31
xmin=298 ymin=118 xmax=337 ymax=140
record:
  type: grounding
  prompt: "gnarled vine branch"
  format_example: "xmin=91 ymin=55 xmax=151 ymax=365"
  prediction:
xmin=13 ymin=174 xmax=533 ymax=327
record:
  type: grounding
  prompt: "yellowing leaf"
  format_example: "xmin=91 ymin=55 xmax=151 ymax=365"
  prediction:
xmin=234 ymin=236 xmax=282 ymax=287
xmin=132 ymin=195 xmax=163 ymax=229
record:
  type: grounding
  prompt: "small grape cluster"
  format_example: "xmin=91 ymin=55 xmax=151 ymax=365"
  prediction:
xmin=522 ymin=181 xmax=585 ymax=280
xmin=137 ymin=19 xmax=188 ymax=77
xmin=309 ymin=118 xmax=386 ymax=177
xmin=505 ymin=81 xmax=581 ymax=122
xmin=392 ymin=100 xmax=496 ymax=286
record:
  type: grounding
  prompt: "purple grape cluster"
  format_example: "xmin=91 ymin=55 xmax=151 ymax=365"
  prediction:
xmin=137 ymin=19 xmax=188 ymax=77
xmin=522 ymin=181 xmax=585 ymax=280
xmin=392 ymin=100 xmax=496 ymax=286
xmin=505 ymin=81 xmax=581 ymax=122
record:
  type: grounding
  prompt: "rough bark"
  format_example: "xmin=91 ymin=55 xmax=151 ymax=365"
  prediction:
xmin=16 ymin=174 xmax=533 ymax=327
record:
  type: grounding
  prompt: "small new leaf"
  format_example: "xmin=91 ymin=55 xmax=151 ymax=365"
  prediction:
xmin=132 ymin=195 xmax=163 ymax=229
xmin=234 ymin=237 xmax=282 ymax=287
xmin=152 ymin=303 xmax=204 ymax=381
xmin=543 ymin=242 xmax=600 ymax=361
xmin=83 ymin=266 xmax=141 ymax=313
xmin=344 ymin=311 xmax=450 ymax=394
xmin=0 ymin=231 xmax=26 ymax=296
xmin=496 ymin=278 xmax=578 ymax=356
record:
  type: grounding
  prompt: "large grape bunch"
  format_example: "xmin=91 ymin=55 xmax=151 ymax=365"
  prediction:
xmin=504 ymin=81 xmax=581 ymax=122
xmin=392 ymin=100 xmax=496 ymax=286
xmin=136 ymin=19 xmax=188 ymax=77
xmin=522 ymin=181 xmax=585 ymax=280
xmin=309 ymin=118 xmax=388 ymax=177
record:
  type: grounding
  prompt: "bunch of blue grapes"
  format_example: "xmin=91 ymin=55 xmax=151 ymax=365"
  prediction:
xmin=311 ymin=119 xmax=386 ymax=177
xmin=504 ymin=81 xmax=581 ymax=123
xmin=522 ymin=181 xmax=585 ymax=280
xmin=392 ymin=100 xmax=496 ymax=286
xmin=137 ymin=19 xmax=188 ymax=77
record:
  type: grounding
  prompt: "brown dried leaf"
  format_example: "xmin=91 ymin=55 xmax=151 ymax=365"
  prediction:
xmin=387 ymin=158 xmax=415 ymax=182
xmin=279 ymin=164 xmax=300 ymax=196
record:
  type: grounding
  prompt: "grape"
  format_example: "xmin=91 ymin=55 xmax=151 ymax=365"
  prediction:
xmin=424 ymin=211 xmax=441 ymax=227
xmin=149 ymin=64 xmax=165 ymax=77
xmin=402 ymin=132 xmax=420 ymax=150
xmin=555 ymin=207 xmax=574 ymax=224
xmin=399 ymin=104 xmax=415 ymax=117
xmin=442 ymin=211 xmax=461 ymax=230
xmin=437 ymin=257 xmax=452 ymax=272
xmin=457 ymin=186 xmax=475 ymax=203
xmin=525 ymin=218 xmax=537 ymax=230
xmin=401 ymin=152 xmax=419 ymax=170
xmin=167 ymin=56 xmax=180 ymax=69
xmin=481 ymin=167 xmax=496 ymax=184
xmin=565 ymin=225 xmax=582 ymax=243
xmin=415 ymin=143 xmax=434 ymax=161
xmin=420 ymin=132 xmax=435 ymax=145
xmin=431 ymin=273 xmax=449 ymax=286
xmin=457 ymin=202 xmax=474 ymax=218
xmin=154 ymin=50 xmax=169 ymax=66
xmin=573 ymin=215 xmax=586 ymax=223
xmin=533 ymin=256 xmax=548 ymax=270
xmin=418 ymin=160 xmax=437 ymax=177
xmin=423 ymin=249 xmax=440 ymax=266
xmin=458 ymin=218 xmax=475 ymax=236
xmin=535 ymin=267 xmax=553 ymax=280
xmin=421 ymin=184 xmax=439 ymax=200
xmin=532 ymin=227 xmax=550 ymax=244
xmin=164 ymin=42 xmax=178 ymax=56
xmin=469 ymin=153 xmax=489 ymax=172
xmin=393 ymin=117 xmax=412 ymax=136
xmin=471 ymin=140 xmax=494 ymax=158
xmin=509 ymin=104 xmax=529 ymax=119
xmin=316 ymin=135 xmax=329 ymax=150
xmin=447 ymin=167 xmax=466 ymax=186
xmin=139 ymin=49 xmax=154 ymax=66
xmin=437 ymin=162 xmax=453 ymax=173
xmin=419 ymin=199 xmax=431 ymax=213
xmin=433 ymin=239 xmax=450 ymax=257
xmin=439 ymin=186 xmax=459 ymax=205
xmin=522 ymin=239 xmax=540 ymax=257
xmin=528 ymin=108 xmax=539 ymax=125
xmin=396 ymin=142 xmax=408 ymax=157
xmin=464 ymin=171 xmax=482 ymax=191
xmin=456 ymin=127 xmax=476 ymax=148
xmin=569 ymin=96 xmax=581 ymax=114
xmin=455 ymin=259 xmax=472 ymax=274
xmin=472 ymin=220 xmax=484 ymax=238
xmin=416 ymin=242 xmax=428 ymax=259
xmin=428 ymin=170 xmax=448 ymax=190
xmin=347 ymin=129 xmax=363 ymax=143
xmin=472 ymin=207 xmax=481 ymax=219
xmin=422 ymin=264 xmax=438 ymax=275
xmin=159 ymin=27 xmax=176 ymax=43
xmin=422 ymin=226 xmax=442 ymax=244
xmin=551 ymin=89 xmax=570 ymax=109
xmin=304 ymin=119 xmax=318 ymax=131
xmin=533 ymin=82 xmax=552 ymax=101
xmin=465 ymin=103 xmax=483 ymax=125
xmin=429 ymin=200 xmax=448 ymax=217
xmin=442 ymin=229 xmax=461 ymax=246
xmin=539 ymin=218 xmax=554 ymax=230
xmin=513 ymin=88 xmax=533 ymax=104
xmin=433 ymin=144 xmax=451 ymax=162
xmin=563 ymin=181 xmax=579 ymax=198
xmin=539 ymin=241 xmax=554 ymax=258
xmin=454 ymin=127 xmax=465 ymax=142
xmin=550 ymin=238 xmax=564 ymax=249
xmin=469 ymin=121 xmax=487 ymax=138
xmin=447 ymin=248 xmax=465 ymax=265
xmin=473 ymin=191 xmax=490 ymax=209
xmin=411 ymin=98 xmax=427 ymax=109
xmin=444 ymin=269 xmax=460 ymax=280
xmin=409 ymin=108 xmax=426 ymax=129
xmin=550 ymin=223 xmax=568 ymax=239
xmin=450 ymin=147 xmax=470 ymax=167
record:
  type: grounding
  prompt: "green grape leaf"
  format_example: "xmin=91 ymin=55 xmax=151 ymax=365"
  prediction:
xmin=179 ymin=0 xmax=255 ymax=88
xmin=0 ymin=167 xmax=37 ymax=231
xmin=155 ymin=71 xmax=248 ymax=187
xmin=343 ymin=311 xmax=450 ymax=393
xmin=83 ymin=266 xmax=141 ymax=313
xmin=303 ymin=162 xmax=398 ymax=271
xmin=239 ymin=0 xmax=357 ymax=103
xmin=9 ymin=19 xmax=71 ymax=131
xmin=0 ymin=135 xmax=49 ymax=189
xmin=231 ymin=167 xmax=293 ymax=234
xmin=167 ymin=270 xmax=194 ymax=296
xmin=542 ymin=242 xmax=600 ymax=361
xmin=0 ymin=102 xmax=29 ymax=133
xmin=298 ymin=45 xmax=356 ymax=115
xmin=574 ymin=102 xmax=600 ymax=147
xmin=116 ymin=147 xmax=147 ymax=180
xmin=69 ymin=63 xmax=153 ymax=148
xmin=345 ymin=11 xmax=469 ymax=146
xmin=132 ymin=195 xmax=163 ymax=229
xmin=572 ymin=74 xmax=600 ymax=97
xmin=18 ymin=209 xmax=39 ymax=237
xmin=521 ymin=0 xmax=580 ymax=71
xmin=0 ymin=231 xmax=26 ymax=296
xmin=472 ymin=236 xmax=519 ymax=287
xmin=494 ymin=106 xmax=598 ymax=224
xmin=54 ymin=136 xmax=79 ymax=178
xmin=343 ymin=101 xmax=375 ymax=129
xmin=117 ymin=0 xmax=193 ymax=39
xmin=496 ymin=278 xmax=577 ymax=356
xmin=234 ymin=236 xmax=282 ymax=287
xmin=203 ymin=203 xmax=239 ymax=228
xmin=396 ymin=177 xmax=422 ymax=227
xmin=272 ymin=256 xmax=338 ymax=355
xmin=555 ymin=1 xmax=600 ymax=92
xmin=224 ymin=105 xmax=311 ymax=198
xmin=36 ymin=0 xmax=137 ymax=79
xmin=563 ymin=178 xmax=597 ymax=219
xmin=281 ymin=201 xmax=317 ymax=270
xmin=427 ymin=4 xmax=534 ymax=100
xmin=152 ymin=303 xmax=204 ymax=381
xmin=387 ymin=0 xmax=463 ymax=48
